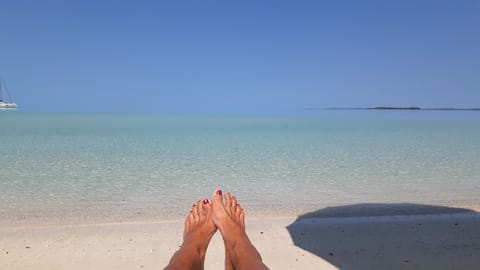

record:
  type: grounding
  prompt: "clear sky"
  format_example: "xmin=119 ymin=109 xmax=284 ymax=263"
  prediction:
xmin=1 ymin=1 xmax=479 ymax=113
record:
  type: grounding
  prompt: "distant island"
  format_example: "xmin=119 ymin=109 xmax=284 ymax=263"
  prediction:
xmin=305 ymin=107 xmax=480 ymax=111
xmin=368 ymin=107 xmax=421 ymax=110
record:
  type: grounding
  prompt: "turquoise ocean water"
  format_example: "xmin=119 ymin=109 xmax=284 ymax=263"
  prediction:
xmin=1 ymin=111 xmax=479 ymax=225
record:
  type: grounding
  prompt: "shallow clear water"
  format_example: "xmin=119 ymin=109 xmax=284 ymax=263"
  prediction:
xmin=1 ymin=111 xmax=479 ymax=225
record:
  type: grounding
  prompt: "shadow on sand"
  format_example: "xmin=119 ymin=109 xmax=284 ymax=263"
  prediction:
xmin=286 ymin=203 xmax=480 ymax=270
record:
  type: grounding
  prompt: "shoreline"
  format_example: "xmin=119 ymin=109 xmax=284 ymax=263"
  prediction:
xmin=1 ymin=201 xmax=480 ymax=229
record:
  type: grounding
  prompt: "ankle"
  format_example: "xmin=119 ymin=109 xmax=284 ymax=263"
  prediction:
xmin=222 ymin=228 xmax=252 ymax=251
xmin=180 ymin=242 xmax=207 ymax=260
xmin=182 ymin=236 xmax=210 ymax=257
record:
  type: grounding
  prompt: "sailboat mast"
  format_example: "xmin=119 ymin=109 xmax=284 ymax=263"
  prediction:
xmin=0 ymin=79 xmax=3 ymax=102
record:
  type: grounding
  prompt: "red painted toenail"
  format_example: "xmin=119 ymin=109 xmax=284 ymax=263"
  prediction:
xmin=203 ymin=199 xmax=209 ymax=204
xmin=216 ymin=190 xmax=222 ymax=195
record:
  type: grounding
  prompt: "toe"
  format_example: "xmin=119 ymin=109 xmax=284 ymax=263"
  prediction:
xmin=202 ymin=199 xmax=211 ymax=214
xmin=211 ymin=189 xmax=224 ymax=207
xmin=202 ymin=198 xmax=210 ymax=206
xmin=225 ymin=192 xmax=233 ymax=212
xmin=235 ymin=204 xmax=242 ymax=218
xmin=192 ymin=203 xmax=200 ymax=221
xmin=230 ymin=195 xmax=238 ymax=213
xmin=239 ymin=210 xmax=245 ymax=227
xmin=196 ymin=202 xmax=204 ymax=217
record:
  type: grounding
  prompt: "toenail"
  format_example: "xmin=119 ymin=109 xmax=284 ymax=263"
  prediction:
xmin=203 ymin=199 xmax=209 ymax=204
xmin=216 ymin=189 xmax=222 ymax=195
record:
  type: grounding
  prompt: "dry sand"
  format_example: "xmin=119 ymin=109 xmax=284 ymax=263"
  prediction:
xmin=0 ymin=217 xmax=333 ymax=270
xmin=1 ymin=208 xmax=479 ymax=270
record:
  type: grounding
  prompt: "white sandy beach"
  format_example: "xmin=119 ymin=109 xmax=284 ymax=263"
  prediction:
xmin=1 ymin=207 xmax=479 ymax=270
xmin=0 ymin=217 xmax=332 ymax=270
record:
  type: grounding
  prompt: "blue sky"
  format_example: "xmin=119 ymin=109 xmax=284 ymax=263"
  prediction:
xmin=1 ymin=1 xmax=479 ymax=113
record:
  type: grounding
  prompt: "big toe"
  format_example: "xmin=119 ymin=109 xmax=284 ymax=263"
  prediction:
xmin=211 ymin=189 xmax=224 ymax=208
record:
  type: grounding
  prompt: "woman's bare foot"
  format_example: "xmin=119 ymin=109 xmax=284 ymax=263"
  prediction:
xmin=164 ymin=199 xmax=216 ymax=270
xmin=211 ymin=190 xmax=269 ymax=270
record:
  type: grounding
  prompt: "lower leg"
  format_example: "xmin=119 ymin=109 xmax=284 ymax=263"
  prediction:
xmin=212 ymin=190 xmax=269 ymax=270
xmin=224 ymin=195 xmax=244 ymax=270
xmin=164 ymin=199 xmax=216 ymax=270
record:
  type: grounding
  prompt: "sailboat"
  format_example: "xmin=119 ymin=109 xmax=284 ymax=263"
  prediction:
xmin=0 ymin=79 xmax=17 ymax=109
